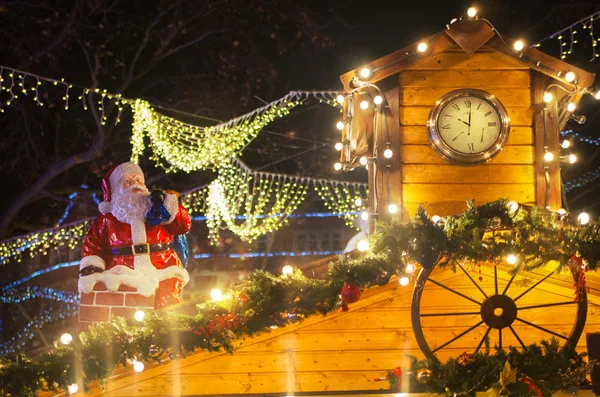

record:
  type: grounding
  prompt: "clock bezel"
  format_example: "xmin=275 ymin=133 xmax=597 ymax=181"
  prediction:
xmin=426 ymin=89 xmax=510 ymax=166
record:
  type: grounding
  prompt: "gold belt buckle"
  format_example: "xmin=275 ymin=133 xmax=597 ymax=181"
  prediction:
xmin=132 ymin=244 xmax=150 ymax=256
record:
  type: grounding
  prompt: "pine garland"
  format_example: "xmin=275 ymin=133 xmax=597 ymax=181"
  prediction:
xmin=387 ymin=340 xmax=594 ymax=397
xmin=1 ymin=199 xmax=599 ymax=396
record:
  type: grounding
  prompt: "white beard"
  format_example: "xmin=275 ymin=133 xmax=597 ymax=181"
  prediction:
xmin=110 ymin=188 xmax=151 ymax=224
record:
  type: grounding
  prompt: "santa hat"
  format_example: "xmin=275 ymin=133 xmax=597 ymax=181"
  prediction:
xmin=98 ymin=162 xmax=145 ymax=215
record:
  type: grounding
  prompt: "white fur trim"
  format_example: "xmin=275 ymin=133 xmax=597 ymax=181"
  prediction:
xmin=78 ymin=264 xmax=189 ymax=296
xmin=162 ymin=193 xmax=179 ymax=224
xmin=80 ymin=255 xmax=106 ymax=271
xmin=98 ymin=201 xmax=112 ymax=215
xmin=129 ymin=220 xmax=147 ymax=245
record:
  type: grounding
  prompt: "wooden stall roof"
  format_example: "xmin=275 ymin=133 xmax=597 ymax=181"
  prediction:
xmin=74 ymin=263 xmax=600 ymax=397
xmin=339 ymin=18 xmax=595 ymax=91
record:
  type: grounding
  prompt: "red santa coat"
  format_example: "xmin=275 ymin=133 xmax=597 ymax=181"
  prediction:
xmin=79 ymin=199 xmax=191 ymax=308
xmin=82 ymin=204 xmax=191 ymax=271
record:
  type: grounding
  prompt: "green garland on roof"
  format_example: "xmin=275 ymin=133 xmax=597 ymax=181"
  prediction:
xmin=1 ymin=199 xmax=599 ymax=396
xmin=386 ymin=339 xmax=594 ymax=397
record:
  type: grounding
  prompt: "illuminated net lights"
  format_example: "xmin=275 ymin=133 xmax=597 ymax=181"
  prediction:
xmin=315 ymin=181 xmax=367 ymax=229
xmin=205 ymin=160 xmax=308 ymax=244
xmin=131 ymin=98 xmax=300 ymax=173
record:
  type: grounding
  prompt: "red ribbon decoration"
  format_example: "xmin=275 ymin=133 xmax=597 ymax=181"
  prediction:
xmin=522 ymin=376 xmax=542 ymax=397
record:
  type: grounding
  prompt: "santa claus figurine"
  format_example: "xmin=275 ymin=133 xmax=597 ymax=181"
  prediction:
xmin=78 ymin=162 xmax=191 ymax=308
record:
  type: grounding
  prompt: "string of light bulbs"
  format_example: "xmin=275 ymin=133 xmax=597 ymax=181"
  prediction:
xmin=564 ymin=165 xmax=600 ymax=192
xmin=561 ymin=129 xmax=600 ymax=146
xmin=532 ymin=11 xmax=600 ymax=61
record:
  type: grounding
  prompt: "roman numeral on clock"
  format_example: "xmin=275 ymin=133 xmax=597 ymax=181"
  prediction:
xmin=467 ymin=143 xmax=474 ymax=152
xmin=464 ymin=100 xmax=471 ymax=108
xmin=452 ymin=103 xmax=460 ymax=111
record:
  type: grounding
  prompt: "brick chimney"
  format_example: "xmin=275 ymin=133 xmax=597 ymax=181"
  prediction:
xmin=78 ymin=282 xmax=155 ymax=333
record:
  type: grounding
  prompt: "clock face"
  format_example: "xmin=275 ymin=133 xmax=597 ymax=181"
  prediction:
xmin=427 ymin=89 xmax=510 ymax=165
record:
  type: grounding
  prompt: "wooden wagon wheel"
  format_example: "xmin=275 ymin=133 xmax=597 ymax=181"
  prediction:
xmin=411 ymin=259 xmax=587 ymax=362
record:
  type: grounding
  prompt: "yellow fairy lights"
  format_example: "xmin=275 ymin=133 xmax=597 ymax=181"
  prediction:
xmin=314 ymin=181 xmax=368 ymax=229
xmin=0 ymin=221 xmax=90 ymax=265
xmin=130 ymin=98 xmax=299 ymax=172
xmin=130 ymin=91 xmax=342 ymax=173
xmin=205 ymin=160 xmax=308 ymax=244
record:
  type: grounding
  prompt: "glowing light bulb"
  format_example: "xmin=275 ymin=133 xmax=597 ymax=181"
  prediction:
xmin=134 ymin=310 xmax=145 ymax=322
xmin=417 ymin=42 xmax=428 ymax=52
xmin=335 ymin=142 xmax=343 ymax=151
xmin=359 ymin=67 xmax=372 ymax=79
xmin=450 ymin=18 xmax=458 ymax=24
xmin=569 ymin=154 xmax=577 ymax=164
xmin=354 ymin=197 xmax=362 ymax=207
xmin=68 ymin=384 xmax=79 ymax=394
xmin=467 ymin=7 xmax=477 ymax=17
xmin=567 ymin=102 xmax=576 ymax=112
xmin=578 ymin=212 xmax=590 ymax=225
xmin=506 ymin=254 xmax=518 ymax=265
xmin=507 ymin=200 xmax=519 ymax=213
xmin=595 ymin=90 xmax=600 ymax=100
xmin=561 ymin=140 xmax=571 ymax=149
xmin=282 ymin=265 xmax=293 ymax=276
xmin=360 ymin=100 xmax=369 ymax=110
xmin=557 ymin=208 xmax=567 ymax=216
xmin=383 ymin=148 xmax=393 ymax=158
xmin=565 ymin=71 xmax=576 ymax=82
xmin=334 ymin=162 xmax=342 ymax=171
xmin=60 ymin=333 xmax=73 ymax=345
xmin=357 ymin=239 xmax=369 ymax=252
xmin=543 ymin=92 xmax=553 ymax=103
xmin=133 ymin=361 xmax=145 ymax=372
xmin=399 ymin=276 xmax=410 ymax=286
xmin=373 ymin=95 xmax=383 ymax=105
xmin=544 ymin=152 xmax=554 ymax=162
xmin=359 ymin=156 xmax=368 ymax=166
xmin=513 ymin=40 xmax=524 ymax=51
xmin=431 ymin=215 xmax=441 ymax=224
xmin=210 ymin=288 xmax=223 ymax=301
xmin=360 ymin=211 xmax=369 ymax=221
xmin=336 ymin=121 xmax=345 ymax=130
xmin=336 ymin=94 xmax=345 ymax=104
xmin=388 ymin=203 xmax=398 ymax=214
xmin=405 ymin=264 xmax=416 ymax=274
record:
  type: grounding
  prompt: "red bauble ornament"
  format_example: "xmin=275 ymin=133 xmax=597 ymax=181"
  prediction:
xmin=341 ymin=283 xmax=361 ymax=303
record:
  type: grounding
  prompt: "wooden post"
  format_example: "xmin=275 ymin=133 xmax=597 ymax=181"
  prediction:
xmin=532 ymin=72 xmax=562 ymax=210
xmin=370 ymin=77 xmax=402 ymax=231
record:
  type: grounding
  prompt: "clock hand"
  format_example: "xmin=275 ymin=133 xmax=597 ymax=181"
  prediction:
xmin=467 ymin=107 xmax=471 ymax=136
xmin=452 ymin=131 xmax=464 ymax=141
xmin=457 ymin=118 xmax=470 ymax=127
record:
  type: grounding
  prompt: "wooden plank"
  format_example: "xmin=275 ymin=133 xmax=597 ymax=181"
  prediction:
xmin=402 ymin=183 xmax=535 ymax=204
xmin=402 ymin=165 xmax=534 ymax=184
xmin=400 ymin=125 xmax=533 ymax=145
xmin=398 ymin=70 xmax=531 ymax=88
xmin=400 ymin=87 xmax=531 ymax=107
xmin=400 ymin=145 xmax=534 ymax=164
xmin=108 ymin=371 xmax=388 ymax=395
xmin=406 ymin=51 xmax=529 ymax=70
xmin=399 ymin=106 xmax=533 ymax=126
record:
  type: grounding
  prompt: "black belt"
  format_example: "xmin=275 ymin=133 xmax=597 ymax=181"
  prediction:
xmin=109 ymin=242 xmax=175 ymax=256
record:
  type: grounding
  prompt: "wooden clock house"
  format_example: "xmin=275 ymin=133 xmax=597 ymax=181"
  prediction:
xmin=338 ymin=18 xmax=595 ymax=229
